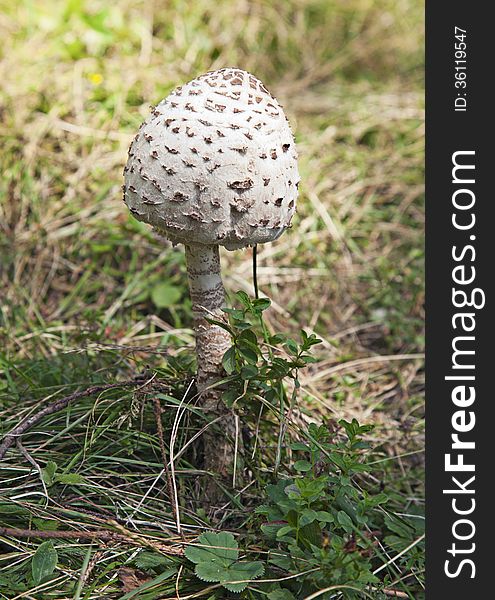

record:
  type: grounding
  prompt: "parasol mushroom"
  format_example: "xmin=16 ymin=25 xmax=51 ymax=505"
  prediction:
xmin=123 ymin=68 xmax=299 ymax=499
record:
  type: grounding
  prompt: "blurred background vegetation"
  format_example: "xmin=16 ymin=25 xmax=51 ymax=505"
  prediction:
xmin=0 ymin=0 xmax=424 ymax=597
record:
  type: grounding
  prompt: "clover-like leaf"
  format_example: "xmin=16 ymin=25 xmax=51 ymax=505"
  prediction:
xmin=185 ymin=532 xmax=264 ymax=593
xmin=222 ymin=561 xmax=265 ymax=593
xmin=195 ymin=561 xmax=231 ymax=583
xmin=185 ymin=531 xmax=238 ymax=567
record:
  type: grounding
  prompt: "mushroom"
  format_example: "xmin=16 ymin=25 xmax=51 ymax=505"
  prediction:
xmin=123 ymin=68 xmax=299 ymax=494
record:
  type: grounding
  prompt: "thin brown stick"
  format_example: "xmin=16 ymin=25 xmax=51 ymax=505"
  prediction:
xmin=374 ymin=588 xmax=409 ymax=598
xmin=175 ymin=563 xmax=184 ymax=600
xmin=0 ymin=380 xmax=147 ymax=459
xmin=153 ymin=397 xmax=183 ymax=539
xmin=0 ymin=526 xmax=184 ymax=556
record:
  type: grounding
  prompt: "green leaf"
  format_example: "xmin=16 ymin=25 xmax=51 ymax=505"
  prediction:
xmin=133 ymin=551 xmax=174 ymax=570
xmin=261 ymin=523 xmax=284 ymax=538
xmin=315 ymin=510 xmax=334 ymax=523
xmin=82 ymin=9 xmax=111 ymax=34
xmin=240 ymin=365 xmax=258 ymax=380
xmin=195 ymin=561 xmax=231 ymax=583
xmin=238 ymin=345 xmax=258 ymax=364
xmin=235 ymin=321 xmax=254 ymax=330
xmin=276 ymin=525 xmax=293 ymax=538
xmin=151 ymin=283 xmax=181 ymax=308
xmin=31 ymin=518 xmax=59 ymax=531
xmin=32 ymin=541 xmax=57 ymax=585
xmin=289 ymin=442 xmax=309 ymax=451
xmin=0 ymin=503 xmax=29 ymax=515
xmin=269 ymin=333 xmax=287 ymax=345
xmin=368 ymin=492 xmax=389 ymax=506
xmin=299 ymin=355 xmax=319 ymax=364
xmin=268 ymin=589 xmax=297 ymax=599
xmin=235 ymin=291 xmax=252 ymax=309
xmin=238 ymin=329 xmax=258 ymax=345
xmin=266 ymin=480 xmax=293 ymax=503
xmin=294 ymin=460 xmax=312 ymax=472
xmin=187 ymin=532 xmax=263 ymax=593
xmin=284 ymin=338 xmax=299 ymax=356
xmin=284 ymin=483 xmax=300 ymax=498
xmin=222 ymin=307 xmax=245 ymax=320
xmin=55 ymin=473 xmax=86 ymax=485
xmin=222 ymin=387 xmax=240 ymax=407
xmin=185 ymin=531 xmax=238 ymax=566
xmin=300 ymin=330 xmax=322 ymax=349
xmin=268 ymin=551 xmax=292 ymax=570
xmin=41 ymin=461 xmax=57 ymax=486
xmin=223 ymin=561 xmax=264 ymax=593
xmin=252 ymin=298 xmax=271 ymax=312
xmin=205 ymin=317 xmax=234 ymax=334
xmin=222 ymin=347 xmax=237 ymax=375
xmin=337 ymin=510 xmax=354 ymax=533
xmin=299 ymin=521 xmax=322 ymax=548
xmin=300 ymin=509 xmax=318 ymax=527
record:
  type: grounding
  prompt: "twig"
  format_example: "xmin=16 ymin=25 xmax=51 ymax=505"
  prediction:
xmin=153 ymin=397 xmax=183 ymax=538
xmin=378 ymin=589 xmax=409 ymax=598
xmin=175 ymin=563 xmax=184 ymax=600
xmin=0 ymin=525 xmax=184 ymax=556
xmin=0 ymin=380 xmax=148 ymax=459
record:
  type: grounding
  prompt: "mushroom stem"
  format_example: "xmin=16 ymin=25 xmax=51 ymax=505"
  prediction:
xmin=184 ymin=244 xmax=237 ymax=496
xmin=185 ymin=244 xmax=231 ymax=390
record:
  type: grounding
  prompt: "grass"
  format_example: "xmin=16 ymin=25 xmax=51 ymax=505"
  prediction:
xmin=0 ymin=0 xmax=424 ymax=598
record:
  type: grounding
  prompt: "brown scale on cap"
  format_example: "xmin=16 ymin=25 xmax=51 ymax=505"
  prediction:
xmin=228 ymin=178 xmax=254 ymax=190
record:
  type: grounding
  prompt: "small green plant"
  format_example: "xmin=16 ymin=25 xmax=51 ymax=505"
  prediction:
xmin=208 ymin=290 xmax=321 ymax=470
xmin=206 ymin=293 xmax=423 ymax=598
xmin=254 ymin=419 xmax=391 ymax=598
xmin=184 ymin=531 xmax=264 ymax=593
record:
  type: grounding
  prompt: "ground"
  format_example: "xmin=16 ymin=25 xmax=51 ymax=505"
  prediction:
xmin=0 ymin=1 xmax=424 ymax=598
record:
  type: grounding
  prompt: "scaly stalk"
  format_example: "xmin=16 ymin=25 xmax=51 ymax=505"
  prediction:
xmin=184 ymin=244 xmax=237 ymax=503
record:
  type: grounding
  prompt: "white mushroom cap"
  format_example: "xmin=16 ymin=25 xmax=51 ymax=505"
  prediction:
xmin=123 ymin=68 xmax=299 ymax=250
